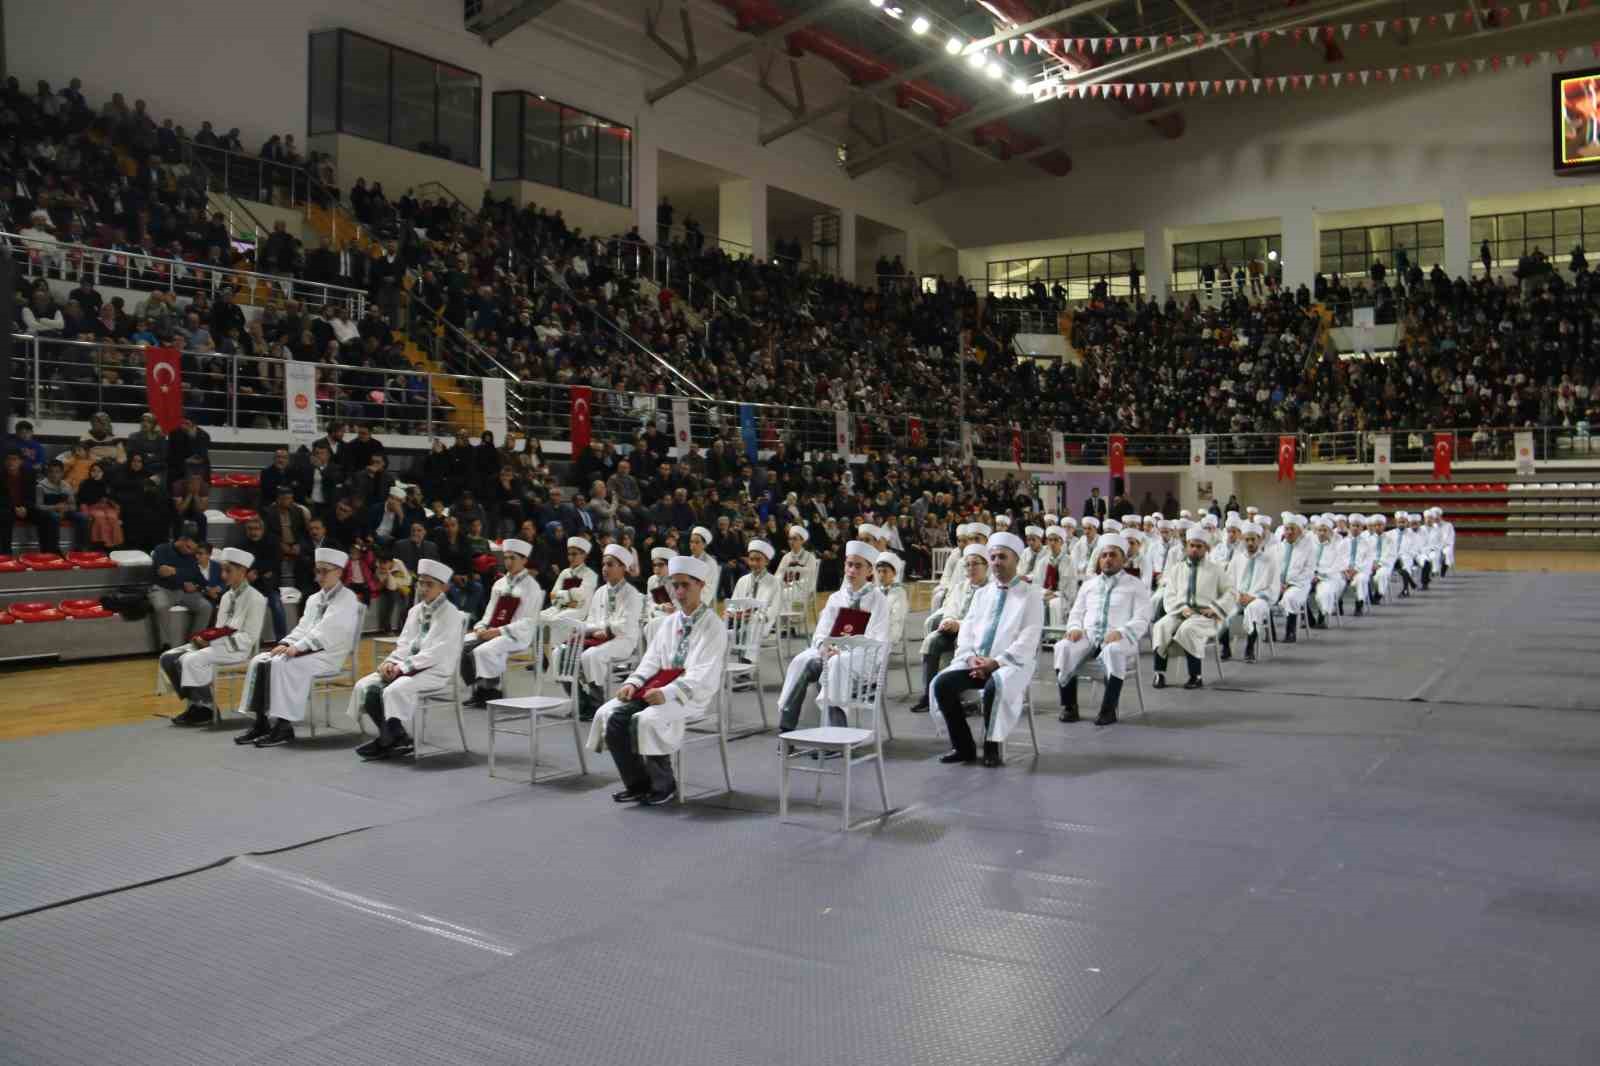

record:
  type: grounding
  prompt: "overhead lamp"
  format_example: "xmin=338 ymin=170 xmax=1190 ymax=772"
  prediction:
xmin=985 ymin=60 xmax=1003 ymax=79
xmin=1268 ymin=250 xmax=1280 ymax=262
xmin=1011 ymin=77 xmax=1029 ymax=95
xmin=966 ymin=50 xmax=987 ymax=69
xmin=869 ymin=0 xmax=884 ymax=6
xmin=945 ymin=36 xmax=963 ymax=55
xmin=910 ymin=14 xmax=930 ymax=34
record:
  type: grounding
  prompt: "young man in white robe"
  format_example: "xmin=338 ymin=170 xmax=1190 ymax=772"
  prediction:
xmin=162 ymin=546 xmax=267 ymax=726
xmin=1336 ymin=513 xmax=1376 ymax=617
xmin=1030 ymin=526 xmax=1073 ymax=628
xmin=1367 ymin=513 xmax=1395 ymax=604
xmin=1054 ymin=533 xmax=1152 ymax=725
xmin=234 ymin=547 xmax=361 ymax=748
xmin=1273 ymin=515 xmax=1316 ymax=641
xmin=350 ymin=559 xmax=465 ymax=760
xmin=1307 ymin=516 xmax=1345 ymax=627
xmin=687 ymin=525 xmax=720 ymax=601
xmin=461 ymin=538 xmax=542 ymax=708
xmin=931 ymin=524 xmax=976 ymax=613
xmin=1018 ymin=526 xmax=1043 ymax=583
xmin=776 ymin=541 xmax=889 ymax=732
xmin=540 ymin=537 xmax=597 ymax=623
xmin=730 ymin=539 xmax=782 ymax=643
xmin=588 ymin=555 xmax=726 ymax=806
xmin=775 ymin=527 xmax=818 ymax=633
xmin=1121 ymin=526 xmax=1155 ymax=593
xmin=1222 ymin=522 xmax=1278 ymax=662
xmin=1391 ymin=512 xmax=1422 ymax=597
xmin=912 ymin=545 xmax=988 ymax=714
xmin=643 ymin=547 xmax=678 ymax=644
xmin=930 ymin=532 xmax=1043 ymax=768
xmin=1151 ymin=527 xmax=1232 ymax=690
xmin=1210 ymin=515 xmax=1244 ymax=567
xmin=1433 ymin=507 xmax=1456 ymax=575
xmin=573 ymin=544 xmax=646 ymax=720
xmin=873 ymin=551 xmax=908 ymax=650
xmin=1069 ymin=516 xmax=1101 ymax=579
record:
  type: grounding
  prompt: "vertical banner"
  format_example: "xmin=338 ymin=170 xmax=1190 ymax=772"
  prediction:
xmin=1189 ymin=434 xmax=1207 ymax=471
xmin=834 ymin=409 xmax=851 ymax=459
xmin=1277 ymin=434 xmax=1297 ymax=482
xmin=1372 ymin=433 xmax=1392 ymax=483
xmin=739 ymin=404 xmax=758 ymax=462
xmin=908 ymin=417 xmax=925 ymax=450
xmin=672 ymin=397 xmax=691 ymax=456
xmin=1011 ymin=429 xmax=1024 ymax=469
xmin=1108 ymin=434 xmax=1127 ymax=478
xmin=960 ymin=421 xmax=974 ymax=462
xmin=569 ymin=385 xmax=592 ymax=452
xmin=482 ymin=378 xmax=507 ymax=444
xmin=284 ymin=361 xmax=318 ymax=445
xmin=1515 ymin=430 xmax=1536 ymax=476
xmin=1050 ymin=430 xmax=1065 ymax=469
xmin=145 ymin=346 xmax=185 ymax=433
xmin=1432 ymin=432 xmax=1454 ymax=480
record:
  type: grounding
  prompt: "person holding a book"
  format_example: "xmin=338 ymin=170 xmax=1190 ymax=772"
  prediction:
xmin=461 ymin=538 xmax=543 ymax=709
xmin=776 ymin=540 xmax=890 ymax=733
xmin=539 ymin=536 xmax=597 ymax=624
xmin=911 ymin=544 xmax=989 ymax=714
xmin=588 ymin=554 xmax=727 ymax=806
xmin=160 ymin=547 xmax=267 ymax=726
xmin=730 ymin=539 xmax=782 ymax=643
xmin=642 ymin=547 xmax=678 ymax=644
xmin=351 ymin=559 xmax=466 ymax=760
xmin=572 ymin=545 xmax=645 ymax=720
xmin=775 ymin=526 xmax=818 ymax=633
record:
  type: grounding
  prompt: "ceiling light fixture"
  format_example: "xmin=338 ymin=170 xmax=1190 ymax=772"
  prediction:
xmin=966 ymin=50 xmax=987 ymax=69
xmin=945 ymin=36 xmax=963 ymax=55
xmin=910 ymin=14 xmax=930 ymax=34
xmin=985 ymin=60 xmax=1003 ymax=79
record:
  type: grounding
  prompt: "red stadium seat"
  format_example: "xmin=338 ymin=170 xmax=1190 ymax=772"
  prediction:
xmin=66 ymin=551 xmax=109 ymax=566
xmin=8 ymin=601 xmax=55 ymax=618
xmin=75 ymin=557 xmax=118 ymax=570
xmin=18 ymin=609 xmax=67 ymax=622
xmin=0 ymin=611 xmax=13 ymax=624
xmin=472 ymin=553 xmax=499 ymax=576
xmin=210 ymin=474 xmax=229 ymax=487
xmin=59 ymin=598 xmax=101 ymax=611
xmin=61 ymin=605 xmax=115 ymax=619
xmin=227 ymin=474 xmax=260 ymax=487
xmin=22 ymin=555 xmax=73 ymax=571
xmin=226 ymin=508 xmax=259 ymax=522
xmin=0 ymin=560 xmax=22 ymax=573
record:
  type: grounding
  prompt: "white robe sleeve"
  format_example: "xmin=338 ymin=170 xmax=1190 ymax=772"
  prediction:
xmin=1120 ymin=582 xmax=1154 ymax=645
xmin=504 ymin=578 xmax=543 ymax=645
xmin=658 ymin=613 xmax=727 ymax=709
xmin=292 ymin=588 xmax=359 ymax=657
xmin=398 ymin=601 xmax=464 ymax=675
xmin=995 ymin=588 xmax=1044 ymax=670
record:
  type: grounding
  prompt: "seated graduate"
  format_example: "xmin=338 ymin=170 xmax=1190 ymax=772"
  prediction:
xmin=160 ymin=546 xmax=267 ymax=726
xmin=572 ymin=544 xmax=645 ymax=721
xmin=930 ymin=531 xmax=1044 ymax=768
xmin=350 ymin=558 xmax=466 ymax=760
xmin=911 ymin=543 xmax=988 ymax=714
xmin=461 ymin=537 xmax=543 ymax=708
xmin=540 ymin=536 xmax=597 ymax=622
xmin=586 ymin=554 xmax=727 ymax=806
xmin=234 ymin=547 xmax=362 ymax=748
xmin=730 ymin=538 xmax=782 ymax=643
xmin=1053 ymin=532 xmax=1153 ymax=727
xmin=642 ymin=546 xmax=678 ymax=644
xmin=775 ymin=540 xmax=890 ymax=733
xmin=1150 ymin=525 xmax=1232 ymax=691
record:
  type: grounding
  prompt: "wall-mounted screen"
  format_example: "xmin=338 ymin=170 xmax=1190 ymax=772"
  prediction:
xmin=1554 ymin=67 xmax=1600 ymax=173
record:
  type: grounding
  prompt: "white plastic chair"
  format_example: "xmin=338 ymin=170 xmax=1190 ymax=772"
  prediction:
xmin=1052 ymin=640 xmax=1148 ymax=718
xmin=721 ymin=598 xmax=770 ymax=737
xmin=487 ymin=620 xmax=588 ymax=783
xmin=304 ymin=602 xmax=368 ymax=736
xmin=778 ymin=636 xmax=891 ymax=830
xmin=408 ymin=616 xmax=473 ymax=760
xmin=670 ymin=662 xmax=735 ymax=805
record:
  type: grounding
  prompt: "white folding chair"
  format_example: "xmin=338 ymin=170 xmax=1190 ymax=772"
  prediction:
xmin=487 ymin=621 xmax=588 ymax=783
xmin=1059 ymin=648 xmax=1148 ymax=719
xmin=207 ymin=631 xmax=264 ymax=725
xmin=305 ymin=602 xmax=368 ymax=736
xmin=671 ymin=668 xmax=735 ymax=805
xmin=409 ymin=617 xmax=472 ymax=760
xmin=721 ymin=597 xmax=770 ymax=737
xmin=775 ymin=578 xmax=816 ymax=663
xmin=955 ymin=681 xmax=1039 ymax=758
xmin=779 ymin=636 xmax=891 ymax=830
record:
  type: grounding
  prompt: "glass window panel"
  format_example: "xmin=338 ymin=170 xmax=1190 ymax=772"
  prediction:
xmin=1418 ymin=220 xmax=1444 ymax=247
xmin=595 ymin=121 xmax=626 ymax=205
xmin=522 ymin=96 xmax=561 ymax=187
xmin=1218 ymin=240 xmax=1242 ymax=266
xmin=1368 ymin=228 xmax=1391 ymax=257
xmin=309 ymin=32 xmax=340 ymax=135
xmin=1131 ymin=248 xmax=1145 ymax=271
xmin=1584 ymin=206 xmax=1600 ymax=232
xmin=560 ymin=107 xmax=596 ymax=198
xmin=492 ymin=93 xmax=521 ymax=180
xmin=1108 ymin=249 xmax=1130 ymax=274
xmin=987 ymin=260 xmax=1004 ymax=281
xmin=1174 ymin=243 xmax=1198 ymax=270
xmin=1200 ymin=241 xmax=1222 ymax=267
xmin=1526 ymin=211 xmax=1553 ymax=242
xmin=1268 ymin=236 xmax=1282 ymax=256
xmin=1087 ymin=252 xmax=1108 ymax=277
xmin=1470 ymin=217 xmax=1496 ymax=243
xmin=1321 ymin=254 xmax=1341 ymax=275
xmin=390 ymin=49 xmax=435 ymax=154
xmin=1340 ymin=228 xmax=1365 ymax=254
xmin=340 ymin=33 xmax=391 ymax=142
xmin=1049 ymin=255 xmax=1068 ymax=277
xmin=1068 ymin=253 xmax=1088 ymax=278
xmin=1555 ymin=208 xmax=1582 ymax=237
xmin=1500 ymin=214 xmax=1525 ymax=241
xmin=437 ymin=63 xmax=479 ymax=165
xmin=1027 ymin=258 xmax=1047 ymax=281
xmin=1320 ymin=231 xmax=1341 ymax=256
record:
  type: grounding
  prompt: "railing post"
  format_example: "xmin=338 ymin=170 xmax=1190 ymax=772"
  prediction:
xmin=427 ymin=374 xmax=435 ymax=440
xmin=228 ymin=357 xmax=239 ymax=430
xmin=29 ymin=336 xmax=41 ymax=421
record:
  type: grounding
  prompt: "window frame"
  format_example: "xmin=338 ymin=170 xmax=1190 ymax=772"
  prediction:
xmin=490 ymin=89 xmax=633 ymax=208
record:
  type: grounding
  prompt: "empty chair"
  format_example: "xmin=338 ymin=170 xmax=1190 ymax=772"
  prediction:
xmin=779 ymin=637 xmax=890 ymax=831
xmin=487 ymin=620 xmax=588 ymax=783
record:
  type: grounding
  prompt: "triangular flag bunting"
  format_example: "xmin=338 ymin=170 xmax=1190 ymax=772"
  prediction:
xmin=1119 ymin=37 xmax=1129 ymax=52
xmin=1559 ymin=0 xmax=1569 ymax=12
xmin=1332 ymin=71 xmax=1343 ymax=85
xmin=1009 ymin=38 xmax=1018 ymax=54
xmin=1476 ymin=57 xmax=1487 ymax=71
xmin=1388 ymin=66 xmax=1398 ymax=80
xmin=1410 ymin=16 xmax=1422 ymax=32
xmin=1226 ymin=79 xmax=1236 ymax=93
xmin=1342 ymin=22 xmax=1353 ymax=39
xmin=1558 ymin=46 xmax=1568 ymax=60
xmin=1200 ymin=81 xmax=1210 ymax=95
xmin=1090 ymin=37 xmax=1100 ymax=52
xmin=1252 ymin=77 xmax=1262 ymax=93
xmin=1319 ymin=72 xmax=1329 ymax=86
xmin=1445 ymin=11 xmax=1457 ymax=28
xmin=1519 ymin=1 xmax=1530 ymax=17
xmin=1276 ymin=75 xmax=1288 ymax=91
xmin=1376 ymin=19 xmax=1386 ymax=35
xmin=1195 ymin=32 xmax=1206 ymax=44
xmin=1360 ymin=69 xmax=1371 ymax=84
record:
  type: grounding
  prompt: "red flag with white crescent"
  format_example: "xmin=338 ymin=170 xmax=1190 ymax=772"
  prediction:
xmin=1011 ymin=429 xmax=1024 ymax=469
xmin=1433 ymin=432 xmax=1454 ymax=480
xmin=144 ymin=347 xmax=184 ymax=432
xmin=908 ymin=417 xmax=925 ymax=449
xmin=1277 ymin=435 xmax=1297 ymax=482
xmin=570 ymin=386 xmax=592 ymax=451
xmin=1108 ymin=434 xmax=1127 ymax=477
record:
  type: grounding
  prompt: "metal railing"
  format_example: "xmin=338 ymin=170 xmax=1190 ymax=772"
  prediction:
xmin=4 ymin=232 xmax=368 ymax=318
xmin=181 ymin=140 xmax=327 ymax=212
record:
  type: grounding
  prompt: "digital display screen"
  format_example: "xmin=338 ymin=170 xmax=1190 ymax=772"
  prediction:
xmin=1554 ymin=68 xmax=1600 ymax=172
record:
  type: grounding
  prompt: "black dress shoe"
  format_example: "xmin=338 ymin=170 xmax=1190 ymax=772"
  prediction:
xmin=1093 ymin=709 xmax=1117 ymax=727
xmin=639 ymin=787 xmax=677 ymax=805
xmin=463 ymin=692 xmax=489 ymax=709
xmin=981 ymin=742 xmax=1003 ymax=768
xmin=939 ymin=750 xmax=977 ymax=764
xmin=254 ymin=720 xmax=295 ymax=747
xmin=234 ymin=719 xmax=271 ymax=745
xmin=1283 ymin=631 xmax=1298 ymax=643
xmin=1354 ymin=603 xmax=1364 ymax=616
xmin=908 ymin=698 xmax=929 ymax=714
xmin=612 ymin=788 xmax=648 ymax=803
xmin=1183 ymin=676 xmax=1204 ymax=690
xmin=1219 ymin=647 xmax=1232 ymax=661
xmin=1058 ymin=707 xmax=1080 ymax=723
xmin=172 ymin=705 xmax=212 ymax=727
xmin=1151 ymin=673 xmax=1167 ymax=689
xmin=356 ymin=738 xmax=385 ymax=759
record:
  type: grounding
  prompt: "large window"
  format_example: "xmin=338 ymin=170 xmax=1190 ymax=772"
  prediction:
xmin=1472 ymin=208 xmax=1600 ymax=274
xmin=1319 ymin=220 xmax=1443 ymax=279
xmin=1171 ymin=234 xmax=1281 ymax=292
xmin=491 ymin=91 xmax=632 ymax=207
xmin=307 ymin=30 xmax=482 ymax=166
xmin=984 ymin=246 xmax=1145 ymax=300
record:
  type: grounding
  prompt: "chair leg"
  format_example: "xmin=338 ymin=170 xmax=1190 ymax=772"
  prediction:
xmin=879 ymin=691 xmax=894 ymax=741
xmin=840 ymin=749 xmax=852 ymax=831
xmin=1026 ymin=692 xmax=1039 ymax=755
xmin=874 ymin=755 xmax=890 ymax=812
xmin=674 ymin=749 xmax=685 ymax=805
xmin=570 ymin=712 xmax=588 ymax=776
xmin=779 ymin=738 xmax=790 ymax=819
xmin=532 ymin=710 xmax=543 ymax=781
xmin=454 ymin=700 xmax=468 ymax=754
xmin=718 ymin=723 xmax=732 ymax=794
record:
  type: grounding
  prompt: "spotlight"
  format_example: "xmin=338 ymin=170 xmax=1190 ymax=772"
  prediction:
xmin=910 ymin=15 xmax=930 ymax=34
xmin=1268 ymin=250 xmax=1279 ymax=262
xmin=967 ymin=50 xmax=987 ymax=69
xmin=945 ymin=36 xmax=963 ymax=55
xmin=986 ymin=60 xmax=1003 ymax=79
xmin=1011 ymin=77 xmax=1029 ymax=94
xmin=870 ymin=0 xmax=884 ymax=6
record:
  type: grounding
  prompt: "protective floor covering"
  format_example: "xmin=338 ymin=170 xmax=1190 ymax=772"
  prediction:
xmin=3 ymin=572 xmax=1600 ymax=1065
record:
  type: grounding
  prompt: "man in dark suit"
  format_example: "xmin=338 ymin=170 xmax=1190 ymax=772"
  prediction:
xmin=1082 ymin=487 xmax=1107 ymax=520
xmin=2 ymin=450 xmax=59 ymax=553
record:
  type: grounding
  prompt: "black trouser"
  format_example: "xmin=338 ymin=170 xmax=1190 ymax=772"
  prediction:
xmin=605 ymin=701 xmax=675 ymax=794
xmin=778 ymin=655 xmax=846 ymax=731
xmin=459 ymin=644 xmax=479 ymax=687
xmin=921 ymin=630 xmax=957 ymax=695
xmin=932 ymin=667 xmax=999 ymax=759
xmin=247 ymin=658 xmax=272 ymax=717
xmin=0 ymin=507 xmax=60 ymax=553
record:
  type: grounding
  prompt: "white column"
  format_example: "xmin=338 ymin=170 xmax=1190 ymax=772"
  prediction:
xmin=1280 ymin=211 xmax=1317 ymax=294
xmin=837 ymin=208 xmax=857 ymax=283
xmin=633 ymin=125 xmax=658 ymax=244
xmin=1442 ymin=193 xmax=1471 ymax=280
xmin=718 ymin=179 xmax=767 ymax=260
xmin=1143 ymin=221 xmax=1171 ymax=301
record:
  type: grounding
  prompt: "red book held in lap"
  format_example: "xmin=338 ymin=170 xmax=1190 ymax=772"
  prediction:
xmin=583 ymin=632 xmax=612 ymax=648
xmin=562 ymin=577 xmax=582 ymax=591
xmin=1044 ymin=565 xmax=1059 ymax=591
xmin=487 ymin=596 xmax=521 ymax=628
xmin=830 ymin=608 xmax=871 ymax=637
xmin=194 ymin=626 xmax=236 ymax=642
xmin=651 ymin=586 xmax=672 ymax=605
xmin=637 ymin=668 xmax=683 ymax=696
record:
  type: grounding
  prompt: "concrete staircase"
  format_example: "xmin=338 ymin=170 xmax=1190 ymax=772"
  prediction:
xmin=395 ymin=329 xmax=485 ymax=435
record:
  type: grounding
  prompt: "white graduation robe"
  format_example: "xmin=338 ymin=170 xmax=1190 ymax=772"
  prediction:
xmin=540 ymin=564 xmax=597 ymax=622
xmin=923 ymin=576 xmax=983 ymax=654
xmin=1226 ymin=548 xmax=1280 ymax=637
xmin=931 ymin=578 xmax=1044 ymax=743
xmin=347 ymin=595 xmax=465 ymax=729
xmin=1030 ymin=547 xmax=1075 ymax=628
xmin=642 ymin=573 xmax=678 ymax=644
xmin=236 ymin=584 xmax=361 ymax=723
xmin=587 ymin=603 xmax=728 ymax=757
xmin=930 ymin=545 xmax=965 ymax=611
xmin=577 ymin=580 xmax=645 ymax=688
xmin=778 ymin=584 xmax=890 ymax=718
xmin=1053 ymin=572 xmax=1153 ymax=682
xmin=1273 ymin=537 xmax=1318 ymax=614
xmin=1153 ymin=558 xmax=1233 ymax=660
xmin=1068 ymin=534 xmax=1100 ymax=579
xmin=731 ymin=569 xmax=782 ymax=640
xmin=166 ymin=583 xmax=267 ymax=687
xmin=466 ymin=570 xmax=543 ymax=681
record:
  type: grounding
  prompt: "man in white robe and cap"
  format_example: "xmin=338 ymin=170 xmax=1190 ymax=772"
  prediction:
xmin=1338 ymin=513 xmax=1376 ymax=616
xmin=1054 ymin=532 xmax=1152 ymax=725
xmin=931 ymin=524 xmax=975 ymax=613
xmin=234 ymin=547 xmax=362 ymax=747
xmin=350 ymin=559 xmax=465 ymax=759
xmin=1031 ymin=525 xmax=1073 ymax=628
xmin=1307 ymin=516 xmax=1344 ymax=627
xmin=461 ymin=538 xmax=542 ymax=708
xmin=1151 ymin=526 xmax=1232 ymax=690
xmin=1069 ymin=516 xmax=1101 ymax=579
xmin=930 ymin=531 xmax=1043 ymax=767
xmin=541 ymin=537 xmax=598 ymax=622
xmin=911 ymin=544 xmax=988 ymax=714
xmin=643 ymin=547 xmax=680 ymax=643
xmin=775 ymin=527 xmax=818 ymax=632
xmin=162 ymin=546 xmax=267 ymax=726
xmin=1222 ymin=521 xmax=1278 ymax=662
xmin=571 ymin=544 xmax=646 ymax=719
xmin=1019 ymin=525 xmax=1044 ymax=581
xmin=588 ymin=555 xmax=727 ymax=806
xmin=1274 ymin=515 xmax=1317 ymax=641
xmin=731 ymin=539 xmax=782 ymax=642
xmin=776 ymin=540 xmax=889 ymax=732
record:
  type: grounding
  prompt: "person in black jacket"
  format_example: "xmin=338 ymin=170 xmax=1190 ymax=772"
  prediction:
xmin=238 ymin=514 xmax=287 ymax=639
xmin=2 ymin=451 xmax=59 ymax=553
xmin=165 ymin=419 xmax=211 ymax=490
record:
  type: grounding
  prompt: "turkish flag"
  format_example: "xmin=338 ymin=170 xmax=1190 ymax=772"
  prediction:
xmin=1433 ymin=432 xmax=1454 ymax=480
xmin=570 ymin=386 xmax=592 ymax=452
xmin=1277 ymin=435 xmax=1297 ymax=481
xmin=144 ymin=347 xmax=184 ymax=432
xmin=1011 ymin=429 xmax=1024 ymax=469
xmin=1108 ymin=434 xmax=1127 ymax=478
xmin=908 ymin=418 xmax=925 ymax=449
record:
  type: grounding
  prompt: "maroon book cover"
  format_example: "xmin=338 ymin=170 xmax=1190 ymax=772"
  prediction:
xmin=562 ymin=577 xmax=582 ymax=591
xmin=651 ymin=586 xmax=672 ymax=605
xmin=1044 ymin=565 xmax=1059 ymax=591
xmin=637 ymin=668 xmax=684 ymax=695
xmin=583 ymin=632 xmax=612 ymax=648
xmin=194 ymin=626 xmax=236 ymax=642
xmin=487 ymin=596 xmax=521 ymax=628
xmin=830 ymin=608 xmax=871 ymax=637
